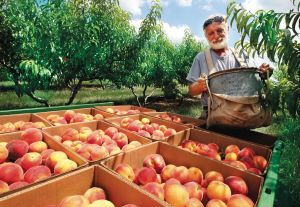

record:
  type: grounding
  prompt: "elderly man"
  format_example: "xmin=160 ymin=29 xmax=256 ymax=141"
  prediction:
xmin=186 ymin=15 xmax=271 ymax=119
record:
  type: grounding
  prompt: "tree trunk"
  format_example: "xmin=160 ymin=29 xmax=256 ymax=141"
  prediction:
xmin=65 ymin=79 xmax=83 ymax=105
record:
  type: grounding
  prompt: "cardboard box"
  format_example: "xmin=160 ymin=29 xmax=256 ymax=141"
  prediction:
xmin=102 ymin=142 xmax=264 ymax=206
xmin=0 ymin=113 xmax=51 ymax=133
xmin=42 ymin=121 xmax=152 ymax=165
xmin=0 ymin=130 xmax=87 ymax=197
xmin=143 ymin=111 xmax=206 ymax=128
xmin=0 ymin=165 xmax=167 ymax=207
xmin=34 ymin=108 xmax=114 ymax=125
xmin=168 ymin=128 xmax=272 ymax=175
xmin=197 ymin=127 xmax=277 ymax=149
xmin=95 ymin=105 xmax=156 ymax=116
xmin=104 ymin=114 xmax=190 ymax=142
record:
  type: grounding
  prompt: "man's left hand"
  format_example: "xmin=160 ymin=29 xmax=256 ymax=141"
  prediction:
xmin=259 ymin=63 xmax=273 ymax=79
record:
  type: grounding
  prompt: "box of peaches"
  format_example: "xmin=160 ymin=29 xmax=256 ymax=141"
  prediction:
xmin=34 ymin=108 xmax=114 ymax=126
xmin=0 ymin=128 xmax=87 ymax=197
xmin=0 ymin=113 xmax=51 ymax=133
xmin=169 ymin=128 xmax=272 ymax=176
xmin=0 ymin=165 xmax=167 ymax=207
xmin=104 ymin=114 xmax=190 ymax=142
xmin=101 ymin=142 xmax=263 ymax=207
xmin=95 ymin=105 xmax=156 ymax=116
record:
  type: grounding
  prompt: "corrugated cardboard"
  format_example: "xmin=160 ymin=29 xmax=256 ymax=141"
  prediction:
xmin=0 ymin=113 xmax=51 ymax=133
xmin=197 ymin=127 xmax=277 ymax=149
xmin=104 ymin=114 xmax=190 ymax=142
xmin=169 ymin=128 xmax=272 ymax=175
xmin=143 ymin=111 xmax=206 ymax=128
xmin=95 ymin=105 xmax=156 ymax=116
xmin=42 ymin=121 xmax=152 ymax=165
xmin=102 ymin=142 xmax=263 ymax=206
xmin=35 ymin=108 xmax=114 ymax=125
xmin=0 ymin=130 xmax=87 ymax=197
xmin=0 ymin=165 xmax=167 ymax=207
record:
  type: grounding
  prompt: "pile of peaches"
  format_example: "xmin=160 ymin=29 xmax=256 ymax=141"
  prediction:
xmin=114 ymin=153 xmax=254 ymax=207
xmin=53 ymin=186 xmax=138 ymax=207
xmin=153 ymin=114 xmax=182 ymax=123
xmin=0 ymin=128 xmax=78 ymax=194
xmin=0 ymin=121 xmax=46 ymax=133
xmin=180 ymin=140 xmax=267 ymax=175
xmin=46 ymin=110 xmax=104 ymax=126
xmin=105 ymin=107 xmax=141 ymax=115
xmin=113 ymin=117 xmax=177 ymax=140
xmin=52 ymin=126 xmax=143 ymax=161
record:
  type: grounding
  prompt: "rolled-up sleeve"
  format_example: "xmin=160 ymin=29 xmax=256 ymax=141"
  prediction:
xmin=186 ymin=55 xmax=201 ymax=83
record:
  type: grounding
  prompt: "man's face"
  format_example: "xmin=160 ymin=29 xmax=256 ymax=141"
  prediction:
xmin=204 ymin=22 xmax=229 ymax=50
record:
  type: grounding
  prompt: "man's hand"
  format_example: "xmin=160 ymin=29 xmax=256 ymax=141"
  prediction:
xmin=195 ymin=77 xmax=208 ymax=92
xmin=259 ymin=63 xmax=273 ymax=79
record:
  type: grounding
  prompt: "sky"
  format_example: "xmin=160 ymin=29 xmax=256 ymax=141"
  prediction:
xmin=119 ymin=0 xmax=297 ymax=66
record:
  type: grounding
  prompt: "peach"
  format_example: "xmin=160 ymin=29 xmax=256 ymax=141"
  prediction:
xmin=142 ymin=182 xmax=164 ymax=200
xmin=185 ymin=198 xmax=204 ymax=207
xmin=206 ymin=199 xmax=227 ymax=207
xmin=1 ymin=122 xmax=16 ymax=132
xmin=9 ymin=181 xmax=29 ymax=191
xmin=151 ymin=130 xmax=165 ymax=140
xmin=0 ymin=162 xmax=24 ymax=184
xmin=89 ymin=200 xmax=115 ymax=207
xmin=14 ymin=120 xmax=25 ymax=130
xmin=64 ymin=110 xmax=76 ymax=122
xmin=238 ymin=147 xmax=255 ymax=159
xmin=105 ymin=127 xmax=119 ymax=138
xmin=29 ymin=141 xmax=48 ymax=153
xmin=46 ymin=114 xmax=61 ymax=123
xmin=128 ymin=140 xmax=142 ymax=147
xmin=165 ymin=183 xmax=189 ymax=207
xmin=20 ymin=122 xmax=36 ymax=130
xmin=143 ymin=124 xmax=155 ymax=134
xmin=127 ymin=121 xmax=142 ymax=132
xmin=94 ymin=113 xmax=104 ymax=120
xmin=224 ymin=176 xmax=248 ymax=195
xmin=158 ymin=125 xmax=168 ymax=133
xmin=53 ymin=117 xmax=68 ymax=126
xmin=20 ymin=128 xmax=43 ymax=144
xmin=253 ymin=155 xmax=267 ymax=172
xmin=32 ymin=121 xmax=46 ymax=128
xmin=143 ymin=153 xmax=166 ymax=173
xmin=195 ymin=143 xmax=210 ymax=155
xmin=229 ymin=161 xmax=248 ymax=170
xmin=172 ymin=115 xmax=182 ymax=123
xmin=164 ymin=178 xmax=181 ymax=189
xmin=89 ymin=145 xmax=109 ymax=161
xmin=0 ymin=180 xmax=9 ymax=194
xmin=161 ymin=164 xmax=176 ymax=182
xmin=54 ymin=159 xmax=77 ymax=174
xmin=110 ymin=147 xmax=122 ymax=155
xmin=70 ymin=113 xmax=85 ymax=123
xmin=52 ymin=135 xmax=63 ymax=142
xmin=112 ymin=132 xmax=129 ymax=148
xmin=87 ymin=132 xmax=103 ymax=145
xmin=227 ymin=194 xmax=254 ymax=207
xmin=205 ymin=150 xmax=221 ymax=161
xmin=24 ymin=165 xmax=51 ymax=183
xmin=184 ymin=181 xmax=203 ymax=200
xmin=127 ymin=109 xmax=139 ymax=115
xmin=239 ymin=156 xmax=255 ymax=169
xmin=61 ymin=128 xmax=79 ymax=141
xmin=106 ymin=107 xmax=115 ymax=114
xmin=115 ymin=163 xmax=135 ymax=181
xmin=6 ymin=139 xmax=29 ymax=161
xmin=41 ymin=149 xmax=55 ymax=164
xmin=225 ymin=152 xmax=238 ymax=161
xmin=137 ymin=130 xmax=151 ymax=138
xmin=46 ymin=151 xmax=68 ymax=170
xmin=205 ymin=171 xmax=224 ymax=184
xmin=136 ymin=167 xmax=157 ymax=185
xmin=247 ymin=168 xmax=262 ymax=175
xmin=151 ymin=123 xmax=160 ymax=130
xmin=173 ymin=166 xmax=189 ymax=184
xmin=20 ymin=152 xmax=42 ymax=171
xmin=0 ymin=145 xmax=8 ymax=164
xmin=207 ymin=181 xmax=231 ymax=202
xmin=122 ymin=144 xmax=137 ymax=152
xmin=57 ymin=195 xmax=90 ymax=207
xmin=181 ymin=140 xmax=197 ymax=152
xmin=141 ymin=118 xmax=150 ymax=125
xmin=0 ymin=141 xmax=7 ymax=147
xmin=225 ymin=145 xmax=240 ymax=155
xmin=120 ymin=117 xmax=133 ymax=128
xmin=164 ymin=128 xmax=177 ymax=137
xmin=207 ymin=143 xmax=219 ymax=152
xmin=187 ymin=167 xmax=203 ymax=184
xmin=84 ymin=187 xmax=106 ymax=203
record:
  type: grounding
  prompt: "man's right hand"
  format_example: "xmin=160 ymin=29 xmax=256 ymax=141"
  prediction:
xmin=196 ymin=77 xmax=208 ymax=92
xmin=188 ymin=76 xmax=208 ymax=96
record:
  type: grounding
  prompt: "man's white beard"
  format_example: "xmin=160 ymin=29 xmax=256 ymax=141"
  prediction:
xmin=208 ymin=37 xmax=228 ymax=50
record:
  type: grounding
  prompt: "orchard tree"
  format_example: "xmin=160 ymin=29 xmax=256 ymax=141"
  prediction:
xmin=227 ymin=0 xmax=300 ymax=117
